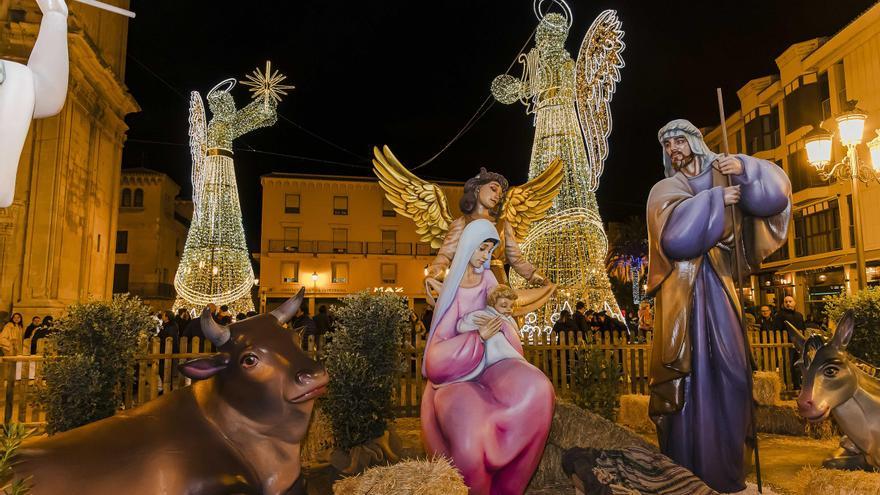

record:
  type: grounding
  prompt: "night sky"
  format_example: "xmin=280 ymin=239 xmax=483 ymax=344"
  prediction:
xmin=122 ymin=0 xmax=877 ymax=250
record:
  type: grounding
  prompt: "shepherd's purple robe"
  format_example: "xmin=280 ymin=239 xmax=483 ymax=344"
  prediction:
xmin=646 ymin=155 xmax=791 ymax=492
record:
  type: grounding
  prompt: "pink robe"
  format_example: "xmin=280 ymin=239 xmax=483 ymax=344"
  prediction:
xmin=421 ymin=271 xmax=555 ymax=495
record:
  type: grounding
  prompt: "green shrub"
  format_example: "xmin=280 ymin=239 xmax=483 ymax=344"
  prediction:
xmin=825 ymin=287 xmax=880 ymax=367
xmin=322 ymin=291 xmax=408 ymax=450
xmin=570 ymin=345 xmax=623 ymax=421
xmin=38 ymin=295 xmax=153 ymax=434
xmin=0 ymin=423 xmax=32 ymax=494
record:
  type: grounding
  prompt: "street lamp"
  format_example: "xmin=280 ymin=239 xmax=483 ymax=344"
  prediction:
xmin=311 ymin=271 xmax=318 ymax=290
xmin=804 ymin=101 xmax=880 ymax=290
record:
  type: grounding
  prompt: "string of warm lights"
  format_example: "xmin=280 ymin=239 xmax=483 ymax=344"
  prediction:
xmin=494 ymin=6 xmax=626 ymax=329
xmin=174 ymin=63 xmax=291 ymax=314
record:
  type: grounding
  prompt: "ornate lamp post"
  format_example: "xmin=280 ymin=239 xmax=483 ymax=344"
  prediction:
xmin=804 ymin=101 xmax=880 ymax=290
xmin=311 ymin=272 xmax=318 ymax=291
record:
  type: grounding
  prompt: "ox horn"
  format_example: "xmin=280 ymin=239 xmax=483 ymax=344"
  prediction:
xmin=201 ymin=306 xmax=231 ymax=347
xmin=271 ymin=286 xmax=306 ymax=324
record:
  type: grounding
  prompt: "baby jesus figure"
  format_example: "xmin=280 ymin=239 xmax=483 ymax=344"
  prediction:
xmin=453 ymin=285 xmax=526 ymax=383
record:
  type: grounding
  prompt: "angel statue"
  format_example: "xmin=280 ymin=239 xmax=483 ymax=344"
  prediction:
xmin=174 ymin=62 xmax=293 ymax=314
xmin=490 ymin=3 xmax=627 ymax=326
xmin=373 ymin=145 xmax=562 ymax=306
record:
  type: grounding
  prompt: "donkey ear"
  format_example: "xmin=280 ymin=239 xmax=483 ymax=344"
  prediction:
xmin=784 ymin=320 xmax=806 ymax=353
xmin=179 ymin=353 xmax=230 ymax=380
xmin=831 ymin=310 xmax=855 ymax=351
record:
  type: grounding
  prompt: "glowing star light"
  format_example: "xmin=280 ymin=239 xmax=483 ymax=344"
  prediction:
xmin=240 ymin=60 xmax=295 ymax=109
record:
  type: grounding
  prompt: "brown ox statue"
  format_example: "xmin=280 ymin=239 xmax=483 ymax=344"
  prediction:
xmin=15 ymin=287 xmax=327 ymax=495
xmin=788 ymin=311 xmax=880 ymax=471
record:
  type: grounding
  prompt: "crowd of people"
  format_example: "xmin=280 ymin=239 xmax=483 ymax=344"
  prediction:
xmin=0 ymin=313 xmax=54 ymax=356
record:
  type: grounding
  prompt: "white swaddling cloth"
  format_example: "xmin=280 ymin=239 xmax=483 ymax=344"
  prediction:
xmin=451 ymin=306 xmax=525 ymax=384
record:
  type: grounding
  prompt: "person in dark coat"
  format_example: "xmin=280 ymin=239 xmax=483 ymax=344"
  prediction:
xmin=174 ymin=308 xmax=191 ymax=335
xmin=421 ymin=308 xmax=434 ymax=331
xmin=158 ymin=310 xmax=180 ymax=353
xmin=552 ymin=310 xmax=578 ymax=344
xmin=756 ymin=305 xmax=775 ymax=332
xmin=292 ymin=307 xmax=318 ymax=338
xmin=217 ymin=305 xmax=233 ymax=325
xmin=314 ymin=305 xmax=332 ymax=335
xmin=573 ymin=301 xmax=589 ymax=341
xmin=24 ymin=316 xmax=41 ymax=340
xmin=29 ymin=316 xmax=53 ymax=355
xmin=184 ymin=303 xmax=216 ymax=351
xmin=157 ymin=310 xmax=180 ymax=383
xmin=774 ymin=295 xmax=806 ymax=388
xmin=774 ymin=295 xmax=805 ymax=334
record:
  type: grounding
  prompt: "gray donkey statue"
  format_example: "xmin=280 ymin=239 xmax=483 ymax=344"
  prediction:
xmin=787 ymin=311 xmax=880 ymax=471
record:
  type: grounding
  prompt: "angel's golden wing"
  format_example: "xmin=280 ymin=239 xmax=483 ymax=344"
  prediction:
xmin=372 ymin=145 xmax=453 ymax=249
xmin=501 ymin=158 xmax=564 ymax=240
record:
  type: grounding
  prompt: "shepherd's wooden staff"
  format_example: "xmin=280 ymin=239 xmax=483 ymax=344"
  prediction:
xmin=74 ymin=0 xmax=135 ymax=18
xmin=716 ymin=87 xmax=763 ymax=493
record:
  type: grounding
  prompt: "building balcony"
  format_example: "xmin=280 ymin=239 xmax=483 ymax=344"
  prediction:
xmin=267 ymin=240 xmax=438 ymax=257
xmin=126 ymin=282 xmax=176 ymax=299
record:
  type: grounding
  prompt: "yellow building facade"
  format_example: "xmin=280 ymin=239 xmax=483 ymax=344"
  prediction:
xmin=113 ymin=169 xmax=190 ymax=311
xmin=259 ymin=173 xmax=463 ymax=317
xmin=705 ymin=3 xmax=880 ymax=318
xmin=0 ymin=1 xmax=137 ymax=320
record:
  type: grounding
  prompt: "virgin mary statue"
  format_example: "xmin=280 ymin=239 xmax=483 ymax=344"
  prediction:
xmin=421 ymin=219 xmax=555 ymax=494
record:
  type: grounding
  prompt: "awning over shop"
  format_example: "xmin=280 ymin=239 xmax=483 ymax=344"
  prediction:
xmin=765 ymin=248 xmax=880 ymax=273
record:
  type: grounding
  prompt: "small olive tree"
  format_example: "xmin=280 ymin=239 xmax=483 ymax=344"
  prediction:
xmin=39 ymin=294 xmax=153 ymax=434
xmin=322 ymin=291 xmax=408 ymax=450
xmin=825 ymin=287 xmax=880 ymax=367
xmin=570 ymin=345 xmax=623 ymax=421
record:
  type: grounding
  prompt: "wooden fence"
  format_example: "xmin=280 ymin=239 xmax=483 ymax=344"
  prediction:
xmin=0 ymin=328 xmax=795 ymax=425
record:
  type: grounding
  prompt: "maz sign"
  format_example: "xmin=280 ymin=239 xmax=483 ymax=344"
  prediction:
xmin=373 ymin=287 xmax=404 ymax=293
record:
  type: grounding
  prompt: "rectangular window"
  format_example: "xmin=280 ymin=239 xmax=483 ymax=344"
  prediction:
xmin=381 ymin=230 xmax=397 ymax=254
xmin=116 ymin=231 xmax=128 ymax=254
xmin=283 ymin=227 xmax=300 ymax=252
xmin=332 ymin=228 xmax=348 ymax=253
xmin=783 ymin=73 xmax=825 ymax=133
xmin=382 ymin=197 xmax=397 ymax=217
xmin=331 ymin=262 xmax=349 ymax=284
xmin=794 ymin=199 xmax=842 ymax=257
xmin=833 ymin=62 xmax=848 ymax=110
xmin=381 ymin=263 xmax=397 ymax=284
xmin=847 ymin=194 xmax=855 ymax=248
xmin=112 ymin=264 xmax=130 ymax=293
xmin=285 ymin=194 xmax=301 ymax=214
xmin=281 ymin=262 xmax=299 ymax=283
xmin=745 ymin=106 xmax=780 ymax=154
xmin=788 ymin=143 xmax=827 ymax=193
xmin=333 ymin=196 xmax=349 ymax=215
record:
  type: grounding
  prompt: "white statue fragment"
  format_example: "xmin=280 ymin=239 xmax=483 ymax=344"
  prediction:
xmin=0 ymin=0 xmax=68 ymax=207
xmin=0 ymin=0 xmax=134 ymax=208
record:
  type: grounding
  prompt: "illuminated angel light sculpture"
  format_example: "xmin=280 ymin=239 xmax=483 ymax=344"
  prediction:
xmin=174 ymin=62 xmax=293 ymax=313
xmin=491 ymin=3 xmax=626 ymax=336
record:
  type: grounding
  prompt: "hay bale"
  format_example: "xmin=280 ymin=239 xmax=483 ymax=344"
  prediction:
xmin=794 ymin=466 xmax=880 ymax=495
xmin=753 ymin=371 xmax=782 ymax=406
xmin=617 ymin=394 xmax=655 ymax=433
xmin=529 ymin=400 xmax=656 ymax=490
xmin=755 ymin=401 xmax=837 ymax=439
xmin=332 ymin=457 xmax=467 ymax=495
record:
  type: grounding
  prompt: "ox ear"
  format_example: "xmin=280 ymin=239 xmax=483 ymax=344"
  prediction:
xmin=831 ymin=310 xmax=855 ymax=351
xmin=179 ymin=353 xmax=230 ymax=380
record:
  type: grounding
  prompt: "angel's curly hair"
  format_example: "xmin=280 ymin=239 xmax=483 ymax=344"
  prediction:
xmin=460 ymin=168 xmax=509 ymax=217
